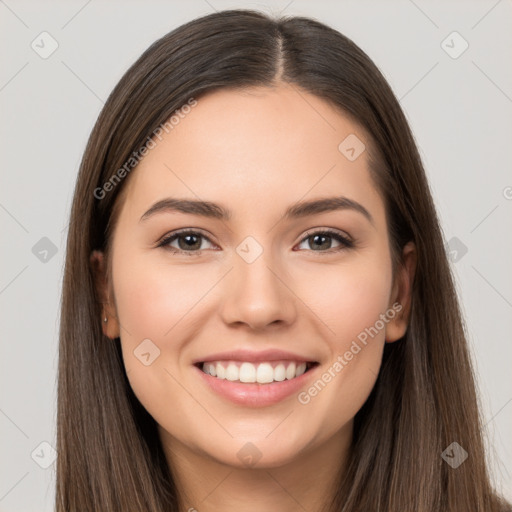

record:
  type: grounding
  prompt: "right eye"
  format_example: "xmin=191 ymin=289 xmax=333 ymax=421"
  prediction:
xmin=157 ymin=230 xmax=217 ymax=255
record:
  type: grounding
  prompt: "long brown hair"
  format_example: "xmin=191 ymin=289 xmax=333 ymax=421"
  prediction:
xmin=56 ymin=9 xmax=510 ymax=511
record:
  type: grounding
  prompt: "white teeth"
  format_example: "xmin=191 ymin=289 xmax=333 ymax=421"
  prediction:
xmin=239 ymin=362 xmax=256 ymax=383
xmin=274 ymin=364 xmax=286 ymax=382
xmin=256 ymin=363 xmax=274 ymax=383
xmin=296 ymin=362 xmax=306 ymax=377
xmin=285 ymin=362 xmax=296 ymax=380
xmin=203 ymin=363 xmax=216 ymax=377
xmin=216 ymin=363 xmax=226 ymax=379
xmin=201 ymin=360 xmax=312 ymax=383
xmin=225 ymin=363 xmax=239 ymax=381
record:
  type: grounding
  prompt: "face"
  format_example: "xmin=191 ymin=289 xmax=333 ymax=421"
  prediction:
xmin=92 ymin=83 xmax=415 ymax=471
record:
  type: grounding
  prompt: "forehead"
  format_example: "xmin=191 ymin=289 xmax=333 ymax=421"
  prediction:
xmin=117 ymin=84 xmax=385 ymax=227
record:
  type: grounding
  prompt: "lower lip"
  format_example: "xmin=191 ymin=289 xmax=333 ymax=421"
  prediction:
xmin=194 ymin=364 xmax=318 ymax=407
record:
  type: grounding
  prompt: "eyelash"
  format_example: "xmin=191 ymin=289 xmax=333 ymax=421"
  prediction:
xmin=156 ymin=228 xmax=354 ymax=256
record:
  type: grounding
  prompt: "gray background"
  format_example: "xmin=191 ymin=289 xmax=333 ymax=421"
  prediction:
xmin=1 ymin=0 xmax=511 ymax=509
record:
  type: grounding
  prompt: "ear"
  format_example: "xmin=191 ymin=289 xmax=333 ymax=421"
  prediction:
xmin=385 ymin=241 xmax=417 ymax=343
xmin=90 ymin=250 xmax=120 ymax=339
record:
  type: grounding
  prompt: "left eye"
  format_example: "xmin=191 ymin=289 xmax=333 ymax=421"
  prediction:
xmin=158 ymin=229 xmax=353 ymax=255
xmin=295 ymin=230 xmax=353 ymax=252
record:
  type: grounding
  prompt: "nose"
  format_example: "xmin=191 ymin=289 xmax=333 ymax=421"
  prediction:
xmin=219 ymin=251 xmax=297 ymax=331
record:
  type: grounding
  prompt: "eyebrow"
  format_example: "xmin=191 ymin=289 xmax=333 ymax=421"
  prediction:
xmin=140 ymin=196 xmax=374 ymax=225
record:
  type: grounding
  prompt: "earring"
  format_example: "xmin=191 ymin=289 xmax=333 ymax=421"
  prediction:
xmin=103 ymin=316 xmax=108 ymax=323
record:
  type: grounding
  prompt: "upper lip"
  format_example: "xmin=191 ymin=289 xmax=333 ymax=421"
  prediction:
xmin=193 ymin=349 xmax=318 ymax=365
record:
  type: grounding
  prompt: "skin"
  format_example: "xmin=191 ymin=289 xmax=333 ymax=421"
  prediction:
xmin=91 ymin=83 xmax=416 ymax=512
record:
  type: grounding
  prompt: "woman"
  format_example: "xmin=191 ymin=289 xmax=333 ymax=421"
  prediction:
xmin=56 ymin=9 xmax=511 ymax=512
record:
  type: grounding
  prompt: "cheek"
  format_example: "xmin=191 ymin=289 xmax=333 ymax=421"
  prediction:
xmin=298 ymin=252 xmax=393 ymax=347
xmin=293 ymin=252 xmax=392 ymax=421
xmin=110 ymin=254 xmax=209 ymax=429
xmin=112 ymin=253 xmax=219 ymax=341
xmin=335 ymin=272 xmax=391 ymax=345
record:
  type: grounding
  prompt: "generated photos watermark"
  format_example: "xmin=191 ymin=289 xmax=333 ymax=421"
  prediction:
xmin=93 ymin=97 xmax=197 ymax=200
xmin=297 ymin=301 xmax=403 ymax=405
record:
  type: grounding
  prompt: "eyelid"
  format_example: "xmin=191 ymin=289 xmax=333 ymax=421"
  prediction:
xmin=299 ymin=227 xmax=353 ymax=244
xmin=156 ymin=227 xmax=213 ymax=243
xmin=156 ymin=228 xmax=218 ymax=251
xmin=157 ymin=227 xmax=354 ymax=254
xmin=295 ymin=227 xmax=354 ymax=253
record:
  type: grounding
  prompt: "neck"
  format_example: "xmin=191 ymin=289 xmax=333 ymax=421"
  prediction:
xmin=159 ymin=423 xmax=352 ymax=512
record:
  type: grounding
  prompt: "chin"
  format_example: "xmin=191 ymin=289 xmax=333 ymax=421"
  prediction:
xmin=202 ymin=435 xmax=311 ymax=470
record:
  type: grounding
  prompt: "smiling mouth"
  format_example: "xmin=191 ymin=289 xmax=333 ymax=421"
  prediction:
xmin=195 ymin=360 xmax=319 ymax=384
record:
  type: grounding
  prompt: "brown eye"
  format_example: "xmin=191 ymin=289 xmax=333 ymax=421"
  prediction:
xmin=175 ymin=233 xmax=202 ymax=251
xmin=296 ymin=229 xmax=353 ymax=253
xmin=158 ymin=230 xmax=216 ymax=255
